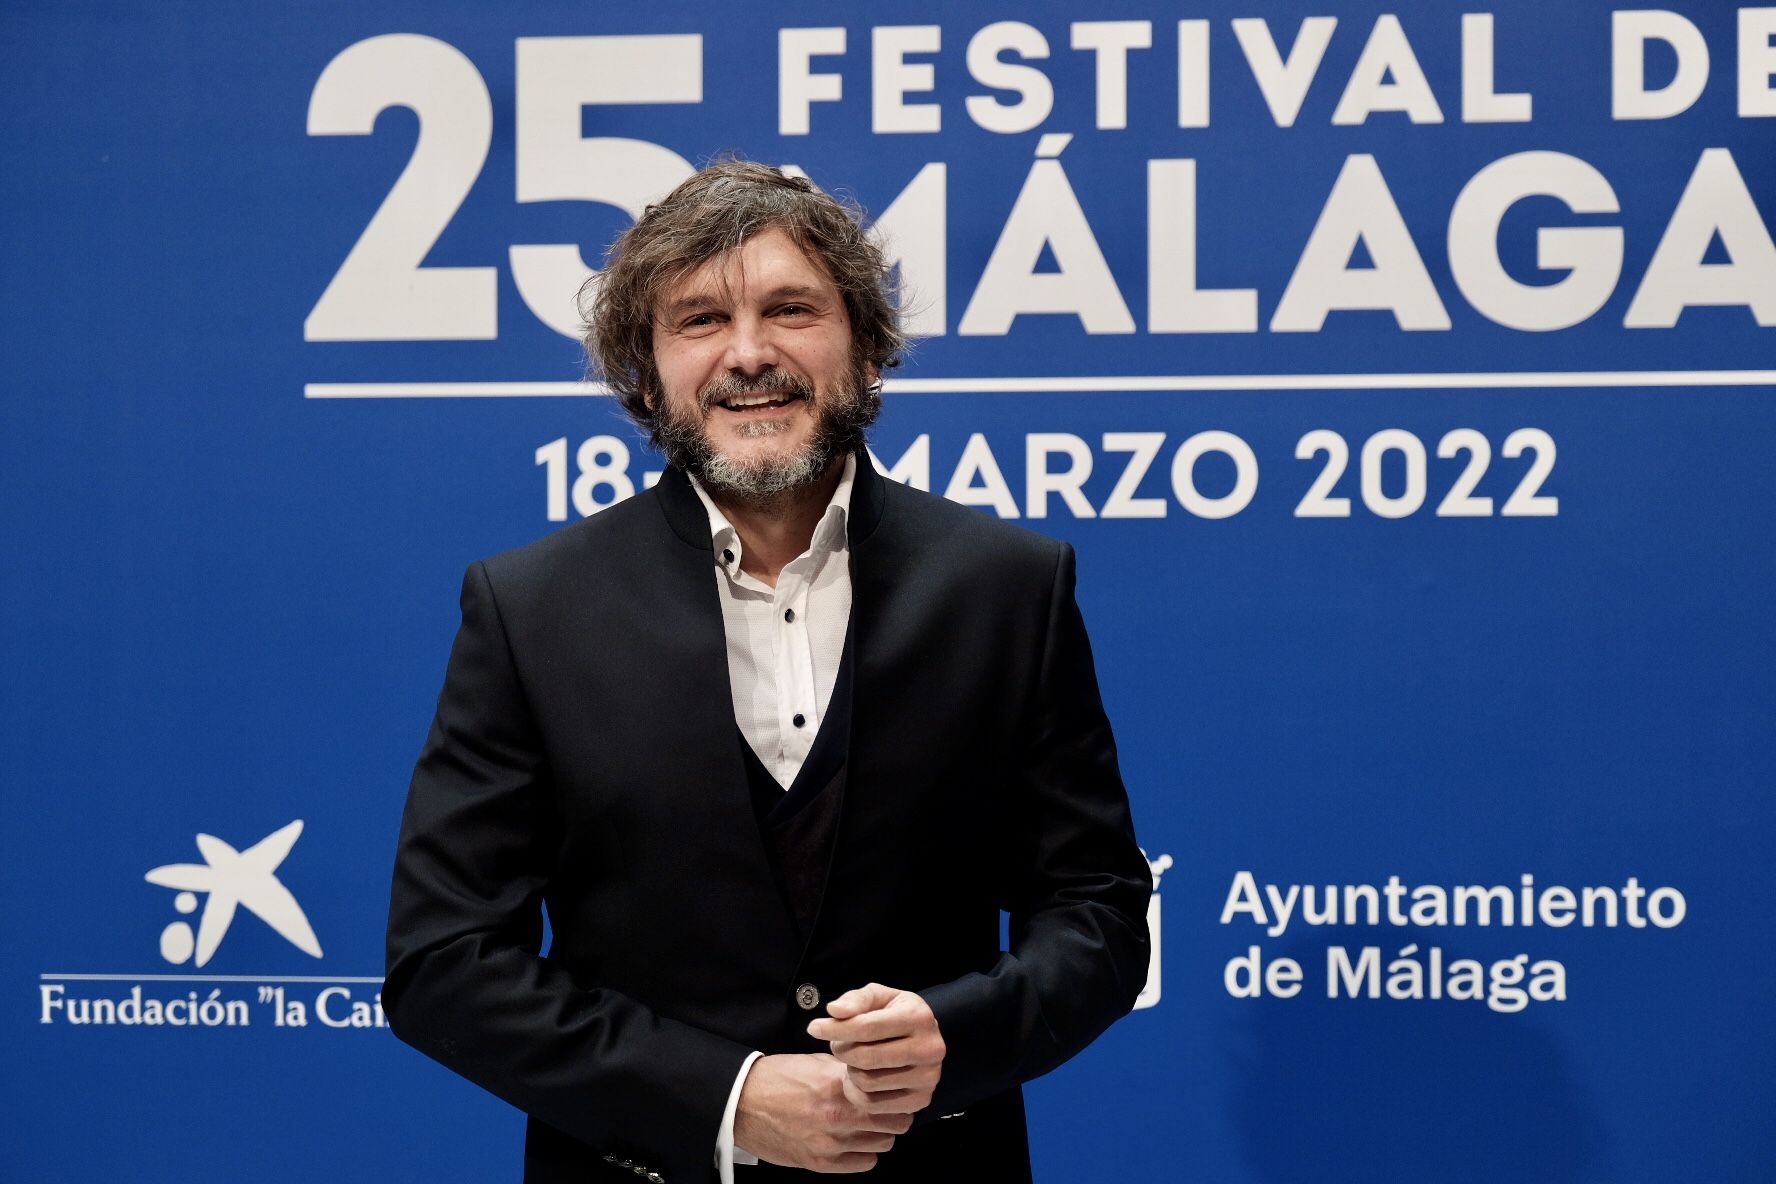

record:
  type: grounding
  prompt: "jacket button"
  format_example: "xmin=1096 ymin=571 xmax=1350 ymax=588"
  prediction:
xmin=647 ymin=1174 xmax=665 ymax=1184
xmin=795 ymin=982 xmax=821 ymax=1010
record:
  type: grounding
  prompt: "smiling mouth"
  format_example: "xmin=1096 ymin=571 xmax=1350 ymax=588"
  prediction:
xmin=716 ymin=391 xmax=807 ymax=412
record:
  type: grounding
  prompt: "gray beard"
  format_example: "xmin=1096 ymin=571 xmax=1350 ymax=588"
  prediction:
xmin=694 ymin=419 xmax=831 ymax=497
xmin=652 ymin=361 xmax=878 ymax=500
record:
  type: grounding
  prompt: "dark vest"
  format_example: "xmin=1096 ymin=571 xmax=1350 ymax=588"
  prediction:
xmin=737 ymin=624 xmax=854 ymax=941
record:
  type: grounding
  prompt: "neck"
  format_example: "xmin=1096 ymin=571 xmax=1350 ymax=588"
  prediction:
xmin=709 ymin=456 xmax=846 ymax=587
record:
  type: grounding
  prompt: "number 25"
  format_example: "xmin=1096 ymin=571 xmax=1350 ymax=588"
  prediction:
xmin=304 ymin=33 xmax=700 ymax=342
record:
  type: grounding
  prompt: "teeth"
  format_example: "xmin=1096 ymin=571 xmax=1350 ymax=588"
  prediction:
xmin=724 ymin=392 xmax=795 ymax=409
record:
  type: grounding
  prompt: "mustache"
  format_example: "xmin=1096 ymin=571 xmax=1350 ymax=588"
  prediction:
xmin=699 ymin=369 xmax=815 ymax=410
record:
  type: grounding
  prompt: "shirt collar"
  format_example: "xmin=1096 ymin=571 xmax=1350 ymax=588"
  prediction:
xmin=687 ymin=453 xmax=856 ymax=577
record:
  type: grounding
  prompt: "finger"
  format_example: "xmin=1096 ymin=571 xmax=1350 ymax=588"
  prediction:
xmin=839 ymin=1068 xmax=869 ymax=1110
xmin=831 ymin=1091 xmax=917 ymax=1133
xmin=843 ymin=1103 xmax=917 ymax=1132
xmin=829 ymin=1037 xmax=905 ymax=1071
xmin=810 ymin=1007 xmax=914 ymax=1044
xmin=832 ymin=1130 xmax=897 ymax=1154
xmin=840 ymin=1066 xmax=918 ymax=1112
xmin=852 ymin=1085 xmax=923 ymax=1113
xmin=811 ymin=1016 xmax=909 ymax=1043
xmin=848 ymin=1063 xmax=940 ymax=1090
xmin=831 ymin=1035 xmax=943 ymax=1072
xmin=822 ymin=982 xmax=897 ymax=1021
xmin=815 ymin=1152 xmax=880 ymax=1174
xmin=860 ymin=1104 xmax=917 ymax=1134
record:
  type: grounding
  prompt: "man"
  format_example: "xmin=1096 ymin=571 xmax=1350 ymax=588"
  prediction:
xmin=385 ymin=159 xmax=1150 ymax=1183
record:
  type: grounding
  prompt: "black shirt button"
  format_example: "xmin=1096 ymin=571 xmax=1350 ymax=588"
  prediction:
xmin=784 ymin=608 xmax=795 ymax=622
xmin=721 ymin=548 xmax=734 ymax=563
xmin=792 ymin=713 xmax=806 ymax=728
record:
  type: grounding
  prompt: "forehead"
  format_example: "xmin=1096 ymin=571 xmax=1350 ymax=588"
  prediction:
xmin=658 ymin=226 xmax=841 ymax=310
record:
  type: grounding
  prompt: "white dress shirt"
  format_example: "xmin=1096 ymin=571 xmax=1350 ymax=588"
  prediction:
xmin=687 ymin=455 xmax=856 ymax=1178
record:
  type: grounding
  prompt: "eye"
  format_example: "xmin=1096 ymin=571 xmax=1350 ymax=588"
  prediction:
xmin=775 ymin=303 xmax=812 ymax=318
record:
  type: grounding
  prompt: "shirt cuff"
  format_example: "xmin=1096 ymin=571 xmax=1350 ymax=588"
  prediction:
xmin=715 ymin=1050 xmax=765 ymax=1182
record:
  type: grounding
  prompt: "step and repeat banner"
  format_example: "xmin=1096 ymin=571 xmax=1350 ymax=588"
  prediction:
xmin=5 ymin=2 xmax=1774 ymax=1180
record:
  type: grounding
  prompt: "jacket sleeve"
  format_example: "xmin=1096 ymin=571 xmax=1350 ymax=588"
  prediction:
xmin=384 ymin=560 xmax=753 ymax=1179
xmin=918 ymin=542 xmax=1152 ymax=1114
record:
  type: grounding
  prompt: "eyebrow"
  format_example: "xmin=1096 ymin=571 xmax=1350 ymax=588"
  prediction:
xmin=759 ymin=284 xmax=827 ymax=304
xmin=661 ymin=284 xmax=830 ymax=321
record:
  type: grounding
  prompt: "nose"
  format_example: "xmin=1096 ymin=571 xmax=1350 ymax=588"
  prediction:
xmin=720 ymin=312 xmax=780 ymax=376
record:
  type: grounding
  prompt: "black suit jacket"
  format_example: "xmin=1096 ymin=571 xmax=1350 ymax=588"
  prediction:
xmin=385 ymin=454 xmax=1151 ymax=1183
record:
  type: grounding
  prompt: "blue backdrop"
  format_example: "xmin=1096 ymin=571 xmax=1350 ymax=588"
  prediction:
xmin=5 ymin=2 xmax=1774 ymax=1181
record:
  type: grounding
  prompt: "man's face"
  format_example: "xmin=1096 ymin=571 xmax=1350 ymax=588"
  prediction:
xmin=648 ymin=226 xmax=877 ymax=497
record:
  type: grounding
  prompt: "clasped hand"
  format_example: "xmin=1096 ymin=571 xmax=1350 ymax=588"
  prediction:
xmin=733 ymin=983 xmax=946 ymax=1174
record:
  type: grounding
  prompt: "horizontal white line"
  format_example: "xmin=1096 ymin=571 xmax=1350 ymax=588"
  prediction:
xmin=307 ymin=381 xmax=606 ymax=398
xmin=889 ymin=370 xmax=1776 ymax=392
xmin=305 ymin=370 xmax=1776 ymax=399
xmin=40 ymin=973 xmax=383 ymax=983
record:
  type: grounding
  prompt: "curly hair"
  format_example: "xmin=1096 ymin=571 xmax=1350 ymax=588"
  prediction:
xmin=579 ymin=158 xmax=905 ymax=437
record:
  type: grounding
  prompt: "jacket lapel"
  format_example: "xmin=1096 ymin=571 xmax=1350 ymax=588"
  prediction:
xmin=650 ymin=455 xmax=900 ymax=973
xmin=806 ymin=455 xmax=908 ymax=963
xmin=648 ymin=466 xmax=803 ymax=961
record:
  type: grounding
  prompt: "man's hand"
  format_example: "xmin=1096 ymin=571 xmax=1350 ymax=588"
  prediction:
xmin=733 ymin=1052 xmax=912 ymax=1174
xmin=807 ymin=983 xmax=946 ymax=1118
